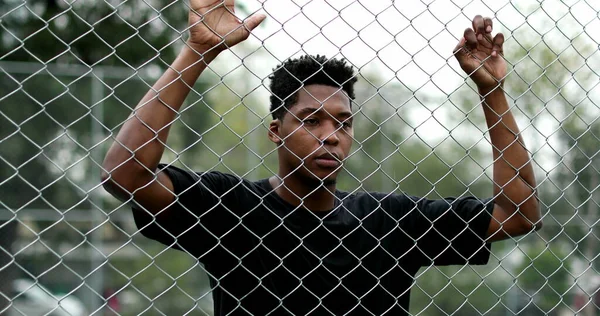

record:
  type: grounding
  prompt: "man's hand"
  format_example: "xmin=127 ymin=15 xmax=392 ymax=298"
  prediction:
xmin=454 ymin=15 xmax=506 ymax=94
xmin=188 ymin=0 xmax=266 ymax=52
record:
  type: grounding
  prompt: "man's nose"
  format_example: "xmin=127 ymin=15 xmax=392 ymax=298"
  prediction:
xmin=320 ymin=122 xmax=340 ymax=145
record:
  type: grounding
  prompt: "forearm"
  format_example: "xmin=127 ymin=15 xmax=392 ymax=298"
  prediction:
xmin=481 ymin=88 xmax=539 ymax=219
xmin=103 ymin=44 xmax=219 ymax=175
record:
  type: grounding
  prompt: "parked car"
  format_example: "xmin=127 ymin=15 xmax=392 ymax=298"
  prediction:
xmin=7 ymin=279 xmax=87 ymax=316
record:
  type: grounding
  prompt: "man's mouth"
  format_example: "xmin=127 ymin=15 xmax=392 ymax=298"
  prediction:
xmin=314 ymin=153 xmax=341 ymax=168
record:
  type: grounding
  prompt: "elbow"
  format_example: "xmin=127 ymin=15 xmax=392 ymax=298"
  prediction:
xmin=101 ymin=155 xmax=121 ymax=193
xmin=530 ymin=193 xmax=543 ymax=231
xmin=532 ymin=214 xmax=543 ymax=232
xmin=100 ymin=168 xmax=111 ymax=185
xmin=525 ymin=217 xmax=543 ymax=233
xmin=521 ymin=196 xmax=543 ymax=233
xmin=101 ymin=148 xmax=140 ymax=191
xmin=512 ymin=217 xmax=541 ymax=238
xmin=100 ymin=168 xmax=118 ymax=196
xmin=534 ymin=219 xmax=543 ymax=231
xmin=100 ymin=164 xmax=128 ymax=201
xmin=101 ymin=156 xmax=114 ymax=191
xmin=100 ymin=157 xmax=144 ymax=201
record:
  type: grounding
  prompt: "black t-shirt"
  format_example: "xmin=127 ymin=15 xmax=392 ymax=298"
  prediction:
xmin=132 ymin=164 xmax=494 ymax=315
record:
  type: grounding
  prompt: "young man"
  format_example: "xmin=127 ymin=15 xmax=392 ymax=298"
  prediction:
xmin=102 ymin=0 xmax=542 ymax=314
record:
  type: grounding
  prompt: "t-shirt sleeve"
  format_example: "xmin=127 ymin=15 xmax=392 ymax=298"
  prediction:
xmin=131 ymin=163 xmax=246 ymax=260
xmin=393 ymin=195 xmax=494 ymax=266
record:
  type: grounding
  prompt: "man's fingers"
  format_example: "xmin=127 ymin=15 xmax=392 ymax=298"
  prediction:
xmin=483 ymin=17 xmax=494 ymax=44
xmin=492 ymin=32 xmax=504 ymax=57
xmin=472 ymin=15 xmax=485 ymax=40
xmin=484 ymin=17 xmax=493 ymax=34
xmin=244 ymin=13 xmax=267 ymax=32
xmin=464 ymin=28 xmax=478 ymax=50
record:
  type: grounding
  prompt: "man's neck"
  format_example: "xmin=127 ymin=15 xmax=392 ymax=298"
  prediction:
xmin=269 ymin=174 xmax=337 ymax=211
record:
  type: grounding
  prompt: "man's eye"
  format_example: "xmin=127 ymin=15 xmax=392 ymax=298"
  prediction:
xmin=338 ymin=121 xmax=352 ymax=128
xmin=303 ymin=118 xmax=318 ymax=125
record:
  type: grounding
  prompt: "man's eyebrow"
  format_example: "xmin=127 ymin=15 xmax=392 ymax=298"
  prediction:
xmin=338 ymin=111 xmax=353 ymax=120
xmin=294 ymin=107 xmax=322 ymax=117
xmin=294 ymin=107 xmax=353 ymax=119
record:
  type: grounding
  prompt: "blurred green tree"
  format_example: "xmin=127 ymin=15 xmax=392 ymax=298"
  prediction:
xmin=515 ymin=245 xmax=574 ymax=315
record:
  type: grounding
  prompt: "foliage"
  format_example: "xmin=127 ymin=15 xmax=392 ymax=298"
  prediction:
xmin=515 ymin=245 xmax=574 ymax=315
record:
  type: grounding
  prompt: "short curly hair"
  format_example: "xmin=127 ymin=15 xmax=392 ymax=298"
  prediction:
xmin=268 ymin=55 xmax=358 ymax=120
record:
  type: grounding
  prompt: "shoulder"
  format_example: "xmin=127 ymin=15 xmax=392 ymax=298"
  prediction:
xmin=158 ymin=163 xmax=267 ymax=196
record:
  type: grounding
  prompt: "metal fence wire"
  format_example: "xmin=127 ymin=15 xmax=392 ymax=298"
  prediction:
xmin=1 ymin=0 xmax=599 ymax=315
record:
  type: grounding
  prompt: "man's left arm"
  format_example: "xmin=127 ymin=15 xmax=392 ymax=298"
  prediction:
xmin=481 ymin=88 xmax=541 ymax=241
xmin=454 ymin=15 xmax=542 ymax=242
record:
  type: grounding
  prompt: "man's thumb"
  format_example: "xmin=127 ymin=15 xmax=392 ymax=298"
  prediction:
xmin=453 ymin=37 xmax=467 ymax=62
xmin=244 ymin=13 xmax=267 ymax=32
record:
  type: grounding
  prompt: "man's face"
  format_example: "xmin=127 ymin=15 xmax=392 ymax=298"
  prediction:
xmin=271 ymin=84 xmax=354 ymax=185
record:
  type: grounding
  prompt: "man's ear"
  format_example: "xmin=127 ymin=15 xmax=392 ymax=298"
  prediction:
xmin=268 ymin=119 xmax=283 ymax=145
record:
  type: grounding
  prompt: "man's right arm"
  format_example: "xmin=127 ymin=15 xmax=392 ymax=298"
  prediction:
xmin=101 ymin=45 xmax=218 ymax=214
xmin=101 ymin=0 xmax=265 ymax=215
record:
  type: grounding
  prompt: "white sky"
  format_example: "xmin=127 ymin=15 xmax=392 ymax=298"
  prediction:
xmin=228 ymin=0 xmax=600 ymax=93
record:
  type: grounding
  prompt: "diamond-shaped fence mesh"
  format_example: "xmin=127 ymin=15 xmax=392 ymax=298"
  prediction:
xmin=1 ymin=0 xmax=599 ymax=315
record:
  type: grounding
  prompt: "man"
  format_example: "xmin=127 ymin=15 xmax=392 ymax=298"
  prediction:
xmin=102 ymin=0 xmax=542 ymax=314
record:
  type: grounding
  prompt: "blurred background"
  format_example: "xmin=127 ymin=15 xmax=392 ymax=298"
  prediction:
xmin=1 ymin=0 xmax=599 ymax=315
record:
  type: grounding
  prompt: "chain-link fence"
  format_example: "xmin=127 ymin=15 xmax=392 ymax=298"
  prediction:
xmin=1 ymin=0 xmax=599 ymax=315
